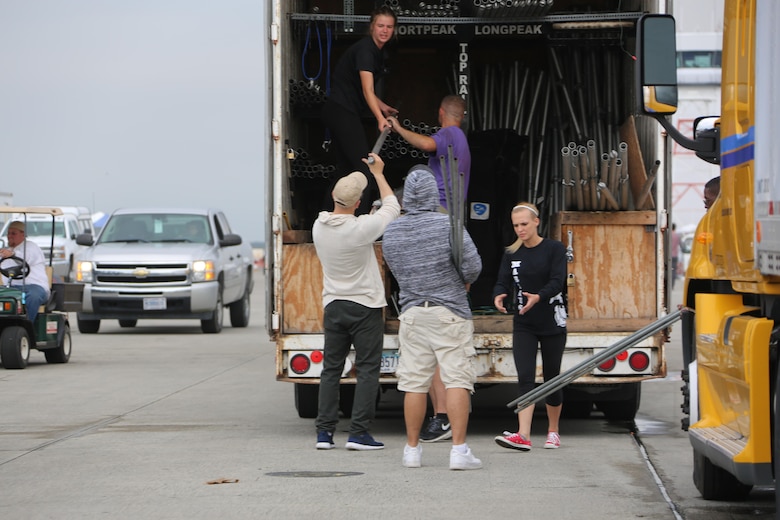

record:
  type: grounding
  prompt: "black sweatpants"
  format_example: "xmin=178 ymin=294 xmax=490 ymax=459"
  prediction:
xmin=512 ymin=329 xmax=567 ymax=407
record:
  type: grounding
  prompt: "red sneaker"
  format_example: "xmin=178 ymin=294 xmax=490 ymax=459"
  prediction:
xmin=494 ymin=431 xmax=532 ymax=451
xmin=544 ymin=432 xmax=561 ymax=449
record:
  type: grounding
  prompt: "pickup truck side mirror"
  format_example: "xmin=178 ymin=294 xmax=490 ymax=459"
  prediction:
xmin=76 ymin=233 xmax=94 ymax=246
xmin=219 ymin=234 xmax=242 ymax=247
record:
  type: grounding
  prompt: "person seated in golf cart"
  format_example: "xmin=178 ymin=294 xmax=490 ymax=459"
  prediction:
xmin=0 ymin=220 xmax=50 ymax=323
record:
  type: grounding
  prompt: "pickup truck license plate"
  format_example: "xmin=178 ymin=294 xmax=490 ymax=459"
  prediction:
xmin=143 ymin=297 xmax=167 ymax=310
xmin=380 ymin=353 xmax=398 ymax=374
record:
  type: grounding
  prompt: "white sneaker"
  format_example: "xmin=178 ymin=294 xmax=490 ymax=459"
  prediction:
xmin=449 ymin=447 xmax=482 ymax=470
xmin=403 ymin=444 xmax=422 ymax=468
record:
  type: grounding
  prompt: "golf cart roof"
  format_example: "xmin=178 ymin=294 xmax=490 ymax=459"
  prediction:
xmin=0 ymin=206 xmax=64 ymax=216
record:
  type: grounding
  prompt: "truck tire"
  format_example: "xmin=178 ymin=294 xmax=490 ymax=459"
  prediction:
xmin=77 ymin=316 xmax=100 ymax=334
xmin=562 ymin=399 xmax=594 ymax=419
xmin=595 ymin=382 xmax=641 ymax=421
xmin=229 ymin=283 xmax=251 ymax=328
xmin=1 ymin=326 xmax=30 ymax=369
xmin=295 ymin=383 xmax=319 ymax=419
xmin=201 ymin=288 xmax=223 ymax=334
xmin=693 ymin=448 xmax=752 ymax=500
xmin=44 ymin=323 xmax=71 ymax=364
xmin=118 ymin=319 xmax=137 ymax=328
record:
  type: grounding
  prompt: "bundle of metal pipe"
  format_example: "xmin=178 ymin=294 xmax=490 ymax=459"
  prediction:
xmin=386 ymin=0 xmax=462 ymax=17
xmin=288 ymin=79 xmax=327 ymax=108
xmin=289 ymin=148 xmax=335 ymax=179
xmin=460 ymin=42 xmax=628 ymax=224
xmin=471 ymin=0 xmax=553 ymax=18
xmin=559 ymin=140 xmax=629 ymax=211
xmin=374 ymin=120 xmax=438 ymax=160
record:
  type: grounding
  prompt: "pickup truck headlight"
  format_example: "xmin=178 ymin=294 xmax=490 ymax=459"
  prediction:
xmin=46 ymin=246 xmax=67 ymax=262
xmin=191 ymin=260 xmax=215 ymax=282
xmin=76 ymin=261 xmax=93 ymax=283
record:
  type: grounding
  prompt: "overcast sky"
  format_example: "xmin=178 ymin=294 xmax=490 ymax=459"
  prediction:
xmin=0 ymin=1 xmax=269 ymax=242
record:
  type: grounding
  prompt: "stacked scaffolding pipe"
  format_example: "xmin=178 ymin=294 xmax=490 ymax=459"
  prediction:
xmin=560 ymin=141 xmax=630 ymax=211
xmin=289 ymin=148 xmax=335 ymax=179
xmin=471 ymin=0 xmax=554 ymax=18
xmin=385 ymin=0 xmax=462 ymax=17
xmin=289 ymin=79 xmax=327 ymax=108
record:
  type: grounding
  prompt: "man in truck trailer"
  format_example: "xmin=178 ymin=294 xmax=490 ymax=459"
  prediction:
xmin=312 ymin=154 xmax=400 ymax=451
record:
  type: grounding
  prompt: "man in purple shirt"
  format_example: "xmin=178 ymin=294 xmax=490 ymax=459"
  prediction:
xmin=388 ymin=95 xmax=470 ymax=211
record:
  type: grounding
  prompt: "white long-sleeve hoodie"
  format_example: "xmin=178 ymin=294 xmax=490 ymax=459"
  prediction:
xmin=312 ymin=194 xmax=400 ymax=309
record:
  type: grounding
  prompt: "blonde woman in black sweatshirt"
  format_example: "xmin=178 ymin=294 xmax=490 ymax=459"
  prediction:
xmin=493 ymin=202 xmax=568 ymax=451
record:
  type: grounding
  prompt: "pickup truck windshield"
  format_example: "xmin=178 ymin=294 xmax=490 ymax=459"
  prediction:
xmin=99 ymin=214 xmax=212 ymax=245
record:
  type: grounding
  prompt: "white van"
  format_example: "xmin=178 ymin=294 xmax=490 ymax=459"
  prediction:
xmin=0 ymin=207 xmax=95 ymax=282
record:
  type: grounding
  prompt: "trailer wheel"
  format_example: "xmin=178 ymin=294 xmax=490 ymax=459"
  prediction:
xmin=693 ymin=448 xmax=752 ymax=500
xmin=596 ymin=382 xmax=641 ymax=420
xmin=562 ymin=399 xmax=593 ymax=419
xmin=295 ymin=383 xmax=319 ymax=418
xmin=0 ymin=326 xmax=30 ymax=369
xmin=44 ymin=323 xmax=71 ymax=364
xmin=339 ymin=385 xmax=355 ymax=418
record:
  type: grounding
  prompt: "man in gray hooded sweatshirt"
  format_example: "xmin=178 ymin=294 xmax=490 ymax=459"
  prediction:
xmin=382 ymin=166 xmax=483 ymax=470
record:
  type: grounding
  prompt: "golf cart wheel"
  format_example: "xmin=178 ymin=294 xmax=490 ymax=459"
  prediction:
xmin=1 ymin=326 xmax=31 ymax=369
xmin=44 ymin=323 xmax=71 ymax=364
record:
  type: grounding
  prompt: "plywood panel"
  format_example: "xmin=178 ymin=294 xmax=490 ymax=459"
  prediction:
xmin=282 ymin=243 xmax=385 ymax=333
xmin=552 ymin=211 xmax=657 ymax=322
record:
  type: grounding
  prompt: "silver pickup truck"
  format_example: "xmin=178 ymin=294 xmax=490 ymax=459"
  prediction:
xmin=74 ymin=208 xmax=253 ymax=334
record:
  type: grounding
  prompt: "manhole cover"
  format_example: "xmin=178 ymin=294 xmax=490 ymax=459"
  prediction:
xmin=265 ymin=471 xmax=363 ymax=478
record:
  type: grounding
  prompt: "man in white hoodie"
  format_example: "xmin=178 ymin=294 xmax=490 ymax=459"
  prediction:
xmin=312 ymin=153 xmax=400 ymax=451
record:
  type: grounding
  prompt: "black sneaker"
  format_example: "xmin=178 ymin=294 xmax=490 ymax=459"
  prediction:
xmin=420 ymin=415 xmax=452 ymax=443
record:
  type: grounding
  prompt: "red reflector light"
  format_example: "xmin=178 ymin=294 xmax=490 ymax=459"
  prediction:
xmin=310 ymin=350 xmax=323 ymax=363
xmin=629 ymin=352 xmax=650 ymax=371
xmin=598 ymin=358 xmax=616 ymax=372
xmin=290 ymin=354 xmax=311 ymax=375
xmin=616 ymin=351 xmax=629 ymax=361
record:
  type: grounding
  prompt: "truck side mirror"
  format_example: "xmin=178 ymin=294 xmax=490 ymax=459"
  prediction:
xmin=76 ymin=233 xmax=94 ymax=246
xmin=636 ymin=14 xmax=678 ymax=115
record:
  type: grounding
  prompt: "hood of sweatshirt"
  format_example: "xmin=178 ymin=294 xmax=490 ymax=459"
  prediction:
xmin=402 ymin=165 xmax=439 ymax=215
xmin=315 ymin=210 xmax=353 ymax=226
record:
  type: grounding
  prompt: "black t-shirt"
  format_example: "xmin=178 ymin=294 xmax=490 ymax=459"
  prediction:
xmin=328 ymin=36 xmax=385 ymax=116
xmin=493 ymin=238 xmax=568 ymax=335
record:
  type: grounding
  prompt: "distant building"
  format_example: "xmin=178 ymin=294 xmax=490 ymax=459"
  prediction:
xmin=671 ymin=0 xmax=723 ymax=232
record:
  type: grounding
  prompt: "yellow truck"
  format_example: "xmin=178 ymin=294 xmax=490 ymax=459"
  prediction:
xmin=268 ymin=1 xmax=675 ymax=420
xmin=638 ymin=0 xmax=780 ymax=506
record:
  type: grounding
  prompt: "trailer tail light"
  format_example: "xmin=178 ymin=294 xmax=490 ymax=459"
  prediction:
xmin=629 ymin=352 xmax=650 ymax=372
xmin=616 ymin=351 xmax=629 ymax=361
xmin=310 ymin=350 xmax=323 ymax=363
xmin=598 ymin=358 xmax=616 ymax=372
xmin=290 ymin=353 xmax=311 ymax=375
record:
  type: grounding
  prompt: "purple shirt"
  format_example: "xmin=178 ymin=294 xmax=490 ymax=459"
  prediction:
xmin=429 ymin=125 xmax=470 ymax=209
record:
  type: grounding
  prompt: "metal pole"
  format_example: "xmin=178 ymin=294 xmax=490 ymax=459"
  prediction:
xmin=507 ymin=310 xmax=682 ymax=411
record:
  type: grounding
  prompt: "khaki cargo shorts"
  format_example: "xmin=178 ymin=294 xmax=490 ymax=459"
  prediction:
xmin=396 ymin=304 xmax=477 ymax=393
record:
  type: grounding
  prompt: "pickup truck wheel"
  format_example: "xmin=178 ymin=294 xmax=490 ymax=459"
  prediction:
xmin=118 ymin=319 xmax=137 ymax=328
xmin=44 ymin=323 xmax=71 ymax=364
xmin=1 ymin=326 xmax=30 ymax=369
xmin=229 ymin=286 xmax=251 ymax=328
xmin=201 ymin=289 xmax=224 ymax=334
xmin=77 ymin=316 xmax=100 ymax=334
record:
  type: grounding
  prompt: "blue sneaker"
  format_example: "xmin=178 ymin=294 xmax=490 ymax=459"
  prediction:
xmin=316 ymin=431 xmax=335 ymax=450
xmin=345 ymin=432 xmax=384 ymax=450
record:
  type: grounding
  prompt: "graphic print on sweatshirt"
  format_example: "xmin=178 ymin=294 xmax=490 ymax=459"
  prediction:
xmin=510 ymin=260 xmax=523 ymax=313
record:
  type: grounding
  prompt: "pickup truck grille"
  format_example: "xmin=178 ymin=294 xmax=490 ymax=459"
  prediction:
xmin=93 ymin=262 xmax=191 ymax=286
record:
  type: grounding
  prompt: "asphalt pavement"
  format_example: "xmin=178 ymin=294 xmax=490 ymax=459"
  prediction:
xmin=0 ymin=275 xmax=775 ymax=519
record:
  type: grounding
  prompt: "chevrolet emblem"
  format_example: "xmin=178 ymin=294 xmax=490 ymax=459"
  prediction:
xmin=133 ymin=268 xmax=150 ymax=278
